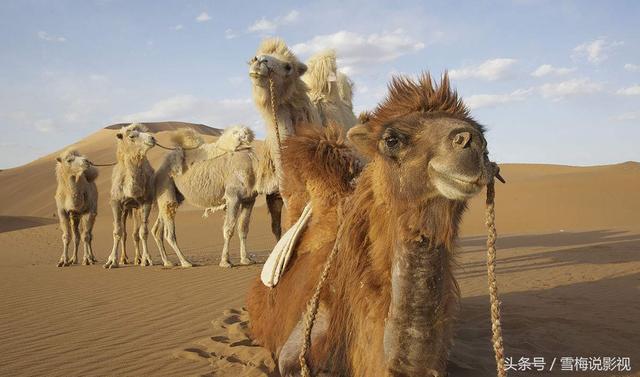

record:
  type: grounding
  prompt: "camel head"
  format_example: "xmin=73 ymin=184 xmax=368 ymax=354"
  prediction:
xmin=56 ymin=149 xmax=91 ymax=178
xmin=249 ymin=38 xmax=308 ymax=105
xmin=116 ymin=123 xmax=156 ymax=157
xmin=218 ymin=125 xmax=255 ymax=151
xmin=348 ymin=73 xmax=496 ymax=202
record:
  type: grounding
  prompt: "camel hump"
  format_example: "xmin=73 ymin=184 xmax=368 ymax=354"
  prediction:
xmin=170 ymin=129 xmax=204 ymax=149
xmin=282 ymin=123 xmax=362 ymax=199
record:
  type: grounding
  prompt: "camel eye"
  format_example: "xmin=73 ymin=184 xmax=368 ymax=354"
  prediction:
xmin=284 ymin=63 xmax=292 ymax=72
xmin=384 ymin=136 xmax=399 ymax=148
xmin=129 ymin=135 xmax=135 ymax=139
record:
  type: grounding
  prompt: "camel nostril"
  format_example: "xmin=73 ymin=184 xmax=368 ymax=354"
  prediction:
xmin=452 ymin=131 xmax=472 ymax=149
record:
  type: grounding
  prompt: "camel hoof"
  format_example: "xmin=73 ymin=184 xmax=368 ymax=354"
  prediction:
xmin=82 ymin=259 xmax=89 ymax=266
xmin=103 ymin=260 xmax=119 ymax=269
xmin=57 ymin=261 xmax=66 ymax=267
xmin=120 ymin=258 xmax=129 ymax=265
xmin=163 ymin=261 xmax=175 ymax=267
xmin=219 ymin=260 xmax=232 ymax=268
xmin=180 ymin=261 xmax=193 ymax=268
xmin=240 ymin=258 xmax=255 ymax=266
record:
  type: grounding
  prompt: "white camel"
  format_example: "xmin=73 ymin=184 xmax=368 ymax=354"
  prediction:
xmin=104 ymin=123 xmax=157 ymax=269
xmin=152 ymin=125 xmax=258 ymax=268
xmin=54 ymin=149 xmax=99 ymax=267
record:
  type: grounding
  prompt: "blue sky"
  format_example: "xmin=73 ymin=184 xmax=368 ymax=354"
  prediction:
xmin=0 ymin=0 xmax=639 ymax=168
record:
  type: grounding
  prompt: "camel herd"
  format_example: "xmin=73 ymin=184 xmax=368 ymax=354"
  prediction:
xmin=54 ymin=38 xmax=504 ymax=376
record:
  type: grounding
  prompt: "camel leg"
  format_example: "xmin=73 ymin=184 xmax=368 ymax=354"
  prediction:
xmin=266 ymin=192 xmax=283 ymax=241
xmin=152 ymin=216 xmax=173 ymax=267
xmin=57 ymin=209 xmax=71 ymax=267
xmin=138 ymin=203 xmax=153 ymax=267
xmin=119 ymin=209 xmax=129 ymax=265
xmin=161 ymin=216 xmax=193 ymax=268
xmin=81 ymin=212 xmax=97 ymax=265
xmin=132 ymin=209 xmax=142 ymax=265
xmin=238 ymin=197 xmax=256 ymax=265
xmin=104 ymin=202 xmax=124 ymax=269
xmin=219 ymin=198 xmax=241 ymax=268
xmin=69 ymin=213 xmax=81 ymax=264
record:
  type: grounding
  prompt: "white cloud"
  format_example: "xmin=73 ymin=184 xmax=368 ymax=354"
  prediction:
xmin=572 ymin=37 xmax=623 ymax=64
xmin=34 ymin=119 xmax=55 ymax=133
xmin=120 ymin=95 xmax=263 ymax=134
xmin=449 ymin=58 xmax=518 ymax=81
xmin=624 ymin=63 xmax=640 ymax=72
xmin=616 ymin=85 xmax=640 ymax=96
xmin=614 ymin=112 xmax=640 ymax=121
xmin=247 ymin=10 xmax=299 ymax=34
xmin=172 ymin=24 xmax=183 ymax=31
xmin=531 ymin=64 xmax=575 ymax=77
xmin=539 ymin=78 xmax=603 ymax=100
xmin=37 ymin=31 xmax=66 ymax=43
xmin=465 ymin=88 xmax=533 ymax=109
xmin=292 ymin=29 xmax=424 ymax=74
xmin=224 ymin=28 xmax=237 ymax=39
xmin=196 ymin=12 xmax=211 ymax=22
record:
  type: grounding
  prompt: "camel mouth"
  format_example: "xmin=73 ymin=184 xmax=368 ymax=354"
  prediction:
xmin=428 ymin=165 xmax=483 ymax=199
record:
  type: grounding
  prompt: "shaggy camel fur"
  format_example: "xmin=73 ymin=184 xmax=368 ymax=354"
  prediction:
xmin=249 ymin=39 xmax=357 ymax=230
xmin=55 ymin=149 xmax=99 ymax=267
xmin=104 ymin=123 xmax=157 ymax=269
xmin=303 ymin=50 xmax=357 ymax=131
xmin=249 ymin=38 xmax=319 ymax=230
xmin=247 ymin=73 xmax=499 ymax=376
xmin=152 ymin=126 xmax=258 ymax=268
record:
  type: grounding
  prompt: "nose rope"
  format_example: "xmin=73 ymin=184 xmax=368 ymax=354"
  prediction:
xmin=267 ymin=72 xmax=283 ymax=152
xmin=486 ymin=178 xmax=507 ymax=377
xmin=88 ymin=161 xmax=117 ymax=167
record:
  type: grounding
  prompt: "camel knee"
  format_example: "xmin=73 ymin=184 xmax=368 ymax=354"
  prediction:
xmin=81 ymin=232 xmax=92 ymax=243
xmin=61 ymin=232 xmax=71 ymax=244
xmin=139 ymin=224 xmax=149 ymax=240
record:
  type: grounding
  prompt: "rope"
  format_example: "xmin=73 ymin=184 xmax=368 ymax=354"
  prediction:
xmin=268 ymin=77 xmax=282 ymax=151
xmin=299 ymin=223 xmax=344 ymax=377
xmin=155 ymin=142 xmax=200 ymax=151
xmin=486 ymin=181 xmax=507 ymax=377
xmin=88 ymin=161 xmax=117 ymax=167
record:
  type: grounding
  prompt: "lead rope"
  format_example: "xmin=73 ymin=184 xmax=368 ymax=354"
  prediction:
xmin=486 ymin=181 xmax=507 ymax=377
xmin=268 ymin=77 xmax=283 ymax=151
xmin=299 ymin=223 xmax=345 ymax=377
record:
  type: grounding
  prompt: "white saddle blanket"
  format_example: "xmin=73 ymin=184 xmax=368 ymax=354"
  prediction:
xmin=261 ymin=203 xmax=312 ymax=287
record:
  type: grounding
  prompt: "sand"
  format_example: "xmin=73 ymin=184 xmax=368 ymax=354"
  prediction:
xmin=0 ymin=123 xmax=638 ymax=376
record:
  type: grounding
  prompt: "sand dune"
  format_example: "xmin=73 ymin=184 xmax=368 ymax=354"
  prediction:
xmin=0 ymin=125 xmax=638 ymax=376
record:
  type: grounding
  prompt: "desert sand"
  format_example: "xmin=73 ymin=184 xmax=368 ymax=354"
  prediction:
xmin=0 ymin=123 xmax=638 ymax=376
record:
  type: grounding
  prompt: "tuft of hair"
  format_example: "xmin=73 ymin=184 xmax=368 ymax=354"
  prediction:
xmin=337 ymin=72 xmax=354 ymax=108
xmin=365 ymin=73 xmax=476 ymax=132
xmin=123 ymin=122 xmax=150 ymax=133
xmin=303 ymin=49 xmax=338 ymax=98
xmin=57 ymin=148 xmax=81 ymax=162
xmin=170 ymin=128 xmax=204 ymax=149
xmin=257 ymin=38 xmax=299 ymax=63
xmin=216 ymin=125 xmax=255 ymax=151
xmin=282 ymin=123 xmax=362 ymax=199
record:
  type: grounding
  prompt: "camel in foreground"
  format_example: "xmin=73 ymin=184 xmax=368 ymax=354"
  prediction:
xmin=104 ymin=123 xmax=157 ymax=269
xmin=54 ymin=149 xmax=99 ymax=266
xmin=247 ymin=73 xmax=500 ymax=376
xmin=248 ymin=38 xmax=356 ymax=229
xmin=152 ymin=126 xmax=258 ymax=268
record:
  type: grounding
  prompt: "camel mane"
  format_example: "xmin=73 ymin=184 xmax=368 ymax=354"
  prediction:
xmin=170 ymin=128 xmax=204 ymax=149
xmin=366 ymin=73 xmax=480 ymax=133
xmin=257 ymin=38 xmax=300 ymax=64
xmin=337 ymin=72 xmax=354 ymax=108
xmin=303 ymin=49 xmax=338 ymax=101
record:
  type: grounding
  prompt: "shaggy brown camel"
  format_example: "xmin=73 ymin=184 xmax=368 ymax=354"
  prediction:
xmin=54 ymin=149 xmax=99 ymax=267
xmin=247 ymin=73 xmax=500 ymax=376
xmin=104 ymin=123 xmax=157 ymax=269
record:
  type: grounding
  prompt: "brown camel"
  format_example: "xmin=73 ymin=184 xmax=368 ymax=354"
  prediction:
xmin=247 ymin=73 xmax=500 ymax=376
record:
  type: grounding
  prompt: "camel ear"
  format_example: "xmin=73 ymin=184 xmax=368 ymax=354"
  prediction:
xmin=297 ymin=62 xmax=308 ymax=76
xmin=347 ymin=124 xmax=377 ymax=158
xmin=116 ymin=133 xmax=123 ymax=139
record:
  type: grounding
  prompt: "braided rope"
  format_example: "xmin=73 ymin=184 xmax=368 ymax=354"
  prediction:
xmin=88 ymin=161 xmax=117 ymax=167
xmin=486 ymin=182 xmax=507 ymax=377
xmin=268 ymin=77 xmax=283 ymax=151
xmin=299 ymin=224 xmax=344 ymax=377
